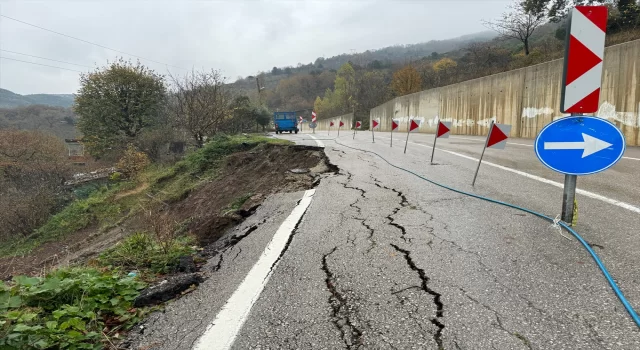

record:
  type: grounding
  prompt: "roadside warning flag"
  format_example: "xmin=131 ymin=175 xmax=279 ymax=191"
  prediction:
xmin=403 ymin=119 xmax=420 ymax=154
xmin=409 ymin=119 xmax=420 ymax=132
xmin=486 ymin=123 xmax=511 ymax=149
xmin=391 ymin=119 xmax=399 ymax=131
xmin=372 ymin=119 xmax=379 ymax=129
xmin=330 ymin=121 xmax=334 ymax=127
xmin=436 ymin=121 xmax=451 ymax=139
xmin=430 ymin=120 xmax=452 ymax=164
xmin=311 ymin=111 xmax=317 ymax=123
xmin=472 ymin=121 xmax=513 ymax=186
xmin=339 ymin=121 xmax=344 ymax=127
xmin=355 ymin=121 xmax=362 ymax=129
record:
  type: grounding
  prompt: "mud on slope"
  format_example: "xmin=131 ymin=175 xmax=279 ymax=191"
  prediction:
xmin=0 ymin=144 xmax=335 ymax=280
xmin=170 ymin=143 xmax=336 ymax=245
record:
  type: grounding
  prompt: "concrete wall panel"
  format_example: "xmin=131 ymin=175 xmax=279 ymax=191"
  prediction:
xmin=369 ymin=39 xmax=640 ymax=145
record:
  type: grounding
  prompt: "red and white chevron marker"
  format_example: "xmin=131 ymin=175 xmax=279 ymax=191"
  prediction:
xmin=430 ymin=121 xmax=452 ymax=164
xmin=338 ymin=120 xmax=344 ymax=137
xmin=311 ymin=111 xmax=317 ymax=123
xmin=561 ymin=6 xmax=608 ymax=114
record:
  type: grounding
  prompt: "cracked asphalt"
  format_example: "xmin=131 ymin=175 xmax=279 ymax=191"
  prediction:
xmin=129 ymin=131 xmax=640 ymax=349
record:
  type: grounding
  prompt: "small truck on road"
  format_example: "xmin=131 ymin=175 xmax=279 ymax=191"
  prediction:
xmin=273 ymin=111 xmax=299 ymax=134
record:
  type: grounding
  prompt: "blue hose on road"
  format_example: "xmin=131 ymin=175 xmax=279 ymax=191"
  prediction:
xmin=329 ymin=138 xmax=640 ymax=329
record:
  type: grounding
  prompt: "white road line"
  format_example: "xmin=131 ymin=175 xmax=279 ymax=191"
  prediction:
xmin=450 ymin=136 xmax=640 ymax=161
xmin=309 ymin=135 xmax=325 ymax=147
xmin=374 ymin=136 xmax=640 ymax=214
xmin=193 ymin=189 xmax=316 ymax=350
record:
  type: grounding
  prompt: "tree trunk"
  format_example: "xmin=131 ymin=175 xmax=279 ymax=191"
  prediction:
xmin=524 ymin=38 xmax=530 ymax=56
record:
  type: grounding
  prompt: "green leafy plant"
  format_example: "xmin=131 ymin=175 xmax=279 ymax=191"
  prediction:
xmin=0 ymin=268 xmax=145 ymax=349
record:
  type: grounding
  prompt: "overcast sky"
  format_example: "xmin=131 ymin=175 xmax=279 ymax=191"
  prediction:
xmin=0 ymin=0 xmax=512 ymax=95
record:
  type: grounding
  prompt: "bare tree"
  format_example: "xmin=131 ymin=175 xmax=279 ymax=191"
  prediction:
xmin=483 ymin=1 xmax=547 ymax=55
xmin=168 ymin=69 xmax=232 ymax=147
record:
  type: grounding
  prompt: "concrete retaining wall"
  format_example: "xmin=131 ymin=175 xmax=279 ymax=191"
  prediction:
xmin=317 ymin=113 xmax=354 ymax=133
xmin=369 ymin=39 xmax=640 ymax=145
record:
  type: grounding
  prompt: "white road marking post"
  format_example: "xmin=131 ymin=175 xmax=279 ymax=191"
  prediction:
xmin=193 ymin=189 xmax=316 ymax=350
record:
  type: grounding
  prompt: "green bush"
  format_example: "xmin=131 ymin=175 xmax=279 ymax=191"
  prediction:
xmin=180 ymin=134 xmax=287 ymax=174
xmin=0 ymin=268 xmax=145 ymax=349
xmin=99 ymin=233 xmax=195 ymax=274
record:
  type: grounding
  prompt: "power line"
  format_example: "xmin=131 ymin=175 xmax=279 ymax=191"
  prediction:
xmin=1 ymin=14 xmax=187 ymax=71
xmin=0 ymin=49 xmax=93 ymax=68
xmin=1 ymin=56 xmax=83 ymax=73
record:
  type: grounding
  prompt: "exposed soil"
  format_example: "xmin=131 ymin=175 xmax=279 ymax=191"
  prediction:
xmin=172 ymin=143 xmax=336 ymax=245
xmin=0 ymin=144 xmax=336 ymax=280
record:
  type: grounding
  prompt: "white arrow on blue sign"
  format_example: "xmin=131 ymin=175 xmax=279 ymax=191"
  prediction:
xmin=534 ymin=116 xmax=625 ymax=175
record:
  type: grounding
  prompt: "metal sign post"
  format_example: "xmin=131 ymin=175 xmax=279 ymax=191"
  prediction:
xmin=555 ymin=5 xmax=608 ymax=224
xmin=403 ymin=121 xmax=411 ymax=154
xmin=390 ymin=119 xmax=399 ymax=147
xmin=371 ymin=119 xmax=376 ymax=143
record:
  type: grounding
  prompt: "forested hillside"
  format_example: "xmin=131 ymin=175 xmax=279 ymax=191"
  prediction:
xmin=0 ymin=105 xmax=78 ymax=139
xmin=232 ymin=0 xmax=639 ymax=126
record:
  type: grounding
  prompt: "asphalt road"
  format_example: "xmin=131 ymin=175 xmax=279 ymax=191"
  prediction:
xmin=130 ymin=130 xmax=640 ymax=350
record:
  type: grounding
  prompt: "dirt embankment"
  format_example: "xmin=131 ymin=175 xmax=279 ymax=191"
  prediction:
xmin=171 ymin=143 xmax=336 ymax=245
xmin=0 ymin=143 xmax=336 ymax=280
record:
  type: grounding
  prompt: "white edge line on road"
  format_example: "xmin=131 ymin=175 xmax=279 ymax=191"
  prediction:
xmin=375 ymin=136 xmax=640 ymax=214
xmin=193 ymin=189 xmax=316 ymax=350
xmin=451 ymin=136 xmax=639 ymax=161
xmin=309 ymin=134 xmax=325 ymax=147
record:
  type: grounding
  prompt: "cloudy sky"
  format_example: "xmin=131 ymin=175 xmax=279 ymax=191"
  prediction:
xmin=0 ymin=0 xmax=512 ymax=95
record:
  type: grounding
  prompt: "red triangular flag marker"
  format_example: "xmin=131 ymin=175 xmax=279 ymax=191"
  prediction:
xmin=339 ymin=121 xmax=344 ymax=127
xmin=566 ymin=36 xmax=602 ymax=86
xmin=437 ymin=122 xmax=450 ymax=138
xmin=409 ymin=119 xmax=420 ymax=132
xmin=392 ymin=120 xmax=399 ymax=131
xmin=355 ymin=121 xmax=362 ymax=129
xmin=486 ymin=124 xmax=509 ymax=148
xmin=372 ymin=119 xmax=379 ymax=129
xmin=330 ymin=121 xmax=334 ymax=127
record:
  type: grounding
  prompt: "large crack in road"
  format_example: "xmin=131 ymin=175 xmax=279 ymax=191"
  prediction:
xmin=322 ymin=246 xmax=364 ymax=349
xmin=391 ymin=244 xmax=446 ymax=349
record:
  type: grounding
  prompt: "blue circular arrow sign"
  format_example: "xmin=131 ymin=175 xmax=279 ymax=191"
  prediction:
xmin=534 ymin=116 xmax=626 ymax=175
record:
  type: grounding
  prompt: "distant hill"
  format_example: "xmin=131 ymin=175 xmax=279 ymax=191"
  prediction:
xmin=0 ymin=88 xmax=75 ymax=108
xmin=231 ymin=30 xmax=499 ymax=93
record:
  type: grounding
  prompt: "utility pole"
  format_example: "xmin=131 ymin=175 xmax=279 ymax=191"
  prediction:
xmin=256 ymin=76 xmax=265 ymax=106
